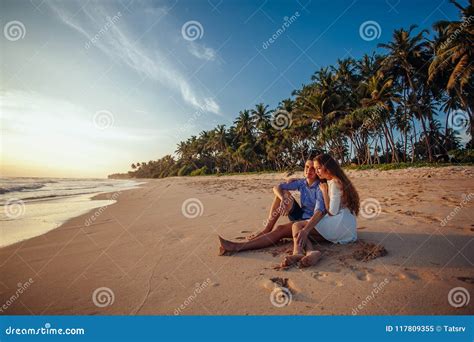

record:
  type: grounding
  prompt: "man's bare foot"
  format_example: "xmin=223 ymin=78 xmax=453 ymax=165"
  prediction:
xmin=281 ymin=254 xmax=304 ymax=267
xmin=299 ymin=251 xmax=322 ymax=267
xmin=218 ymin=236 xmax=238 ymax=256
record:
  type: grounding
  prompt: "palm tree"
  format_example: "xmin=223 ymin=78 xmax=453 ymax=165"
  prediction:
xmin=429 ymin=0 xmax=473 ymax=141
xmin=378 ymin=25 xmax=434 ymax=161
xmin=234 ymin=110 xmax=254 ymax=143
xmin=360 ymin=74 xmax=400 ymax=162
xmin=251 ymin=103 xmax=272 ymax=131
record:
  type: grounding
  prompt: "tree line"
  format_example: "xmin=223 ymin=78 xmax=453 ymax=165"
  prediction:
xmin=110 ymin=0 xmax=473 ymax=179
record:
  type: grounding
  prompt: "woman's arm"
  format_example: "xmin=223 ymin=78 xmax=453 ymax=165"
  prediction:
xmin=327 ymin=179 xmax=342 ymax=215
xmin=295 ymin=210 xmax=325 ymax=247
xmin=319 ymin=182 xmax=331 ymax=214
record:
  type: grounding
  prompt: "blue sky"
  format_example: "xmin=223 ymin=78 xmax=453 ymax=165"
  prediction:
xmin=1 ymin=0 xmax=461 ymax=177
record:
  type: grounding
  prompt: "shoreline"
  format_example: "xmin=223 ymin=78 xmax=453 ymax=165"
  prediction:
xmin=0 ymin=181 xmax=146 ymax=249
xmin=0 ymin=166 xmax=473 ymax=315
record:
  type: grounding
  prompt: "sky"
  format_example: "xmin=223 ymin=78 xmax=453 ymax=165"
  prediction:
xmin=0 ymin=0 xmax=463 ymax=178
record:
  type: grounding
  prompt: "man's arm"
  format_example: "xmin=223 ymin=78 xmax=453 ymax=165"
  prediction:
xmin=277 ymin=179 xmax=302 ymax=192
xmin=272 ymin=182 xmax=298 ymax=216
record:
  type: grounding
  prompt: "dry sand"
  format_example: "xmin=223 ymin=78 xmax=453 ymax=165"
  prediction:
xmin=1 ymin=166 xmax=473 ymax=315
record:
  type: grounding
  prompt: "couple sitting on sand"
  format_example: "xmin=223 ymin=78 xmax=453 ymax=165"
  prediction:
xmin=218 ymin=153 xmax=360 ymax=268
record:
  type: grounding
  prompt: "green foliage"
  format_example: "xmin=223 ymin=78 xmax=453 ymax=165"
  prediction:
xmin=178 ymin=165 xmax=194 ymax=176
xmin=190 ymin=166 xmax=209 ymax=176
xmin=449 ymin=149 xmax=474 ymax=163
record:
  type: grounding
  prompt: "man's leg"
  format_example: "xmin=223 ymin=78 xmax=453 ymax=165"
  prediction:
xmin=219 ymin=222 xmax=293 ymax=254
xmin=247 ymin=191 xmax=293 ymax=240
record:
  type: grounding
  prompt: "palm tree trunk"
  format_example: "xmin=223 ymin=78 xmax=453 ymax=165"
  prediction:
xmin=403 ymin=87 xmax=408 ymax=162
xmin=419 ymin=114 xmax=433 ymax=162
xmin=382 ymin=121 xmax=398 ymax=163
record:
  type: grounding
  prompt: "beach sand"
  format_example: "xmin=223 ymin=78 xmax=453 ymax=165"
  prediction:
xmin=1 ymin=166 xmax=473 ymax=315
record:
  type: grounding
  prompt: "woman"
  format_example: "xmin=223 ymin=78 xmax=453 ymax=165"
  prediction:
xmin=287 ymin=153 xmax=360 ymax=267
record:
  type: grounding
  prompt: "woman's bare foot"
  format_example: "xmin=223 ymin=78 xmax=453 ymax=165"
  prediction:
xmin=218 ymin=236 xmax=238 ymax=256
xmin=299 ymin=250 xmax=322 ymax=268
xmin=281 ymin=254 xmax=304 ymax=267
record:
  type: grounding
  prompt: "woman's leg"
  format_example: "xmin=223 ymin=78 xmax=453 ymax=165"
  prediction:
xmin=291 ymin=221 xmax=307 ymax=255
xmin=300 ymin=238 xmax=322 ymax=267
xmin=247 ymin=191 xmax=293 ymax=240
xmin=219 ymin=222 xmax=293 ymax=255
xmin=281 ymin=221 xmax=307 ymax=266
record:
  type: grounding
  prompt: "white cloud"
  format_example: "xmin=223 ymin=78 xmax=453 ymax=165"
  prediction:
xmin=188 ymin=42 xmax=217 ymax=61
xmin=0 ymin=90 xmax=160 ymax=142
xmin=46 ymin=1 xmax=220 ymax=115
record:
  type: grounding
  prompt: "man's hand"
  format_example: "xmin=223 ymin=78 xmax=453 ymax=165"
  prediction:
xmin=279 ymin=195 xmax=293 ymax=216
xmin=296 ymin=228 xmax=310 ymax=248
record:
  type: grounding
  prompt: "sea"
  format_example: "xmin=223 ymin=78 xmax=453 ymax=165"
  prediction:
xmin=0 ymin=177 xmax=143 ymax=247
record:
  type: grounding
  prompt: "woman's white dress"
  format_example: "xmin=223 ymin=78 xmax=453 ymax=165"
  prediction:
xmin=315 ymin=179 xmax=357 ymax=244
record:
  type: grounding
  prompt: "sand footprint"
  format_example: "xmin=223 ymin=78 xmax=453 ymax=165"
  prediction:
xmin=395 ymin=271 xmax=420 ymax=281
xmin=311 ymin=271 xmax=329 ymax=281
xmin=261 ymin=277 xmax=299 ymax=296
xmin=354 ymin=270 xmax=372 ymax=281
xmin=457 ymin=276 xmax=474 ymax=284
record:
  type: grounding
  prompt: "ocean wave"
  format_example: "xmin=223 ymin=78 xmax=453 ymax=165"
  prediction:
xmin=1 ymin=191 xmax=99 ymax=203
xmin=0 ymin=183 xmax=45 ymax=194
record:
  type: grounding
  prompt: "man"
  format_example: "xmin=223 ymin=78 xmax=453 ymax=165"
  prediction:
xmin=218 ymin=158 xmax=326 ymax=260
xmin=247 ymin=158 xmax=323 ymax=240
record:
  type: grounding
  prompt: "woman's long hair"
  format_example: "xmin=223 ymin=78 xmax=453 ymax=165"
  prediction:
xmin=315 ymin=154 xmax=360 ymax=215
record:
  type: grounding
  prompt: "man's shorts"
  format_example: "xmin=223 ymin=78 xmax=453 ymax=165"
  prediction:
xmin=288 ymin=199 xmax=305 ymax=222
